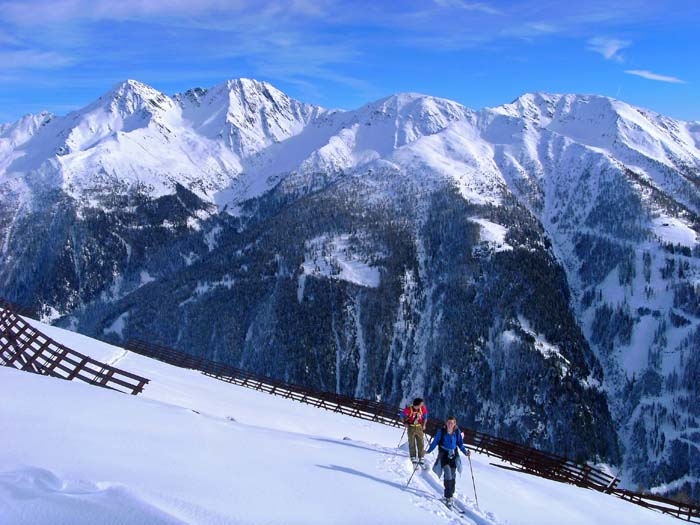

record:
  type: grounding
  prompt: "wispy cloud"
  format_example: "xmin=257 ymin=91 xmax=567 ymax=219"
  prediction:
xmin=0 ymin=0 xmax=362 ymax=98
xmin=0 ymin=0 xmax=330 ymax=24
xmin=587 ymin=37 xmax=630 ymax=62
xmin=500 ymin=21 xmax=559 ymax=39
xmin=0 ymin=49 xmax=75 ymax=69
xmin=432 ymin=0 xmax=500 ymax=15
xmin=625 ymin=69 xmax=686 ymax=84
xmin=0 ymin=33 xmax=23 ymax=46
xmin=0 ymin=0 xmax=697 ymax=121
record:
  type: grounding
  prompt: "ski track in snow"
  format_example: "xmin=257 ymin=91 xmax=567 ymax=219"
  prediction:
xmin=375 ymin=440 xmax=500 ymax=525
xmin=105 ymin=348 xmax=129 ymax=367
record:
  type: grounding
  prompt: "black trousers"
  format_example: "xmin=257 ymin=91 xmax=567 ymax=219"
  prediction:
xmin=440 ymin=450 xmax=458 ymax=498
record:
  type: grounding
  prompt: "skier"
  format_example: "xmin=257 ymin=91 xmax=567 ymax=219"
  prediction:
xmin=426 ymin=416 xmax=470 ymax=509
xmin=402 ymin=397 xmax=428 ymax=468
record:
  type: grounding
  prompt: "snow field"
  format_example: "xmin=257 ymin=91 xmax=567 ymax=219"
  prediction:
xmin=0 ymin=319 xmax=683 ymax=524
xmin=299 ymin=234 xmax=381 ymax=292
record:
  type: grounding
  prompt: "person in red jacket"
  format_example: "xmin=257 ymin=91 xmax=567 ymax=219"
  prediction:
xmin=402 ymin=397 xmax=428 ymax=468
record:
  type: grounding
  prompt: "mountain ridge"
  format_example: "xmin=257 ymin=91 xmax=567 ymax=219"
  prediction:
xmin=3 ymin=80 xmax=698 ymax=214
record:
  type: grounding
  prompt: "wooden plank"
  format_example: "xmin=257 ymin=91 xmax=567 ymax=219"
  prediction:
xmin=3 ymin=328 xmax=33 ymax=368
xmin=1 ymin=336 xmax=27 ymax=368
xmin=19 ymin=340 xmax=48 ymax=374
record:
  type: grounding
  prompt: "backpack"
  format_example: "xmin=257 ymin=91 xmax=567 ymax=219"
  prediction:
xmin=406 ymin=405 xmax=423 ymax=425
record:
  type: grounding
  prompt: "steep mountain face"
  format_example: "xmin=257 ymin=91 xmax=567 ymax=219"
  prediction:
xmin=479 ymin=93 xmax=700 ymax=498
xmin=1 ymin=80 xmax=699 ymax=498
xmin=176 ymin=78 xmax=327 ymax=159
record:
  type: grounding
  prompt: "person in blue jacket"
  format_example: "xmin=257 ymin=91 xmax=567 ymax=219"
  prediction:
xmin=426 ymin=416 xmax=470 ymax=508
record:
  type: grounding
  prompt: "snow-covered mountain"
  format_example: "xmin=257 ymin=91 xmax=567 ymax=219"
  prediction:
xmin=1 ymin=79 xmax=699 ymax=503
xmin=1 ymin=80 xmax=244 ymax=205
xmin=477 ymin=93 xmax=700 ymax=497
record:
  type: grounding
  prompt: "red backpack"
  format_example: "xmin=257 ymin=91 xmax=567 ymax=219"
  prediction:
xmin=405 ymin=405 xmax=424 ymax=425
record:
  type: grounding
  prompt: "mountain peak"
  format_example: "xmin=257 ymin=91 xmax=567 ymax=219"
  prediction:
xmin=482 ymin=91 xmax=700 ymax=182
xmin=0 ymin=111 xmax=54 ymax=150
xmin=93 ymin=79 xmax=175 ymax=117
xmin=349 ymin=92 xmax=473 ymax=142
xmin=224 ymin=77 xmax=275 ymax=91
xmin=176 ymin=77 xmax=325 ymax=158
xmin=374 ymin=91 xmax=433 ymax=104
xmin=175 ymin=78 xmax=286 ymax=109
xmin=369 ymin=92 xmax=467 ymax=112
xmin=113 ymin=78 xmax=152 ymax=91
xmin=214 ymin=77 xmax=301 ymax=113
xmin=494 ymin=91 xmax=654 ymax=126
xmin=103 ymin=79 xmax=161 ymax=101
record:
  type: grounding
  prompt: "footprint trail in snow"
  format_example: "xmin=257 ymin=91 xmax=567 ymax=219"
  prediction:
xmin=372 ymin=440 xmax=501 ymax=525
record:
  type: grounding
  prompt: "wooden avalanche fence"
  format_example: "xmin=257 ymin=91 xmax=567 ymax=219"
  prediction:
xmin=125 ymin=339 xmax=402 ymax=425
xmin=458 ymin=428 xmax=700 ymax=521
xmin=126 ymin=337 xmax=700 ymax=522
xmin=0 ymin=301 xmax=149 ymax=395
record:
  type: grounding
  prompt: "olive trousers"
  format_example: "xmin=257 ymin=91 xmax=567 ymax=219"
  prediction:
xmin=407 ymin=425 xmax=425 ymax=459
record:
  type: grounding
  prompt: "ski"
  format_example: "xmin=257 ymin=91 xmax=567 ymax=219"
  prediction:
xmin=441 ymin=498 xmax=465 ymax=514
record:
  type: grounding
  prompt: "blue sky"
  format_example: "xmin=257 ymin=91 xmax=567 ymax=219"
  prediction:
xmin=1 ymin=0 xmax=698 ymax=123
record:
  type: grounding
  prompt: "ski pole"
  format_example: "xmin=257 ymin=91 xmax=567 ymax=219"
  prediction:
xmin=406 ymin=460 xmax=420 ymax=487
xmin=397 ymin=426 xmax=406 ymax=448
xmin=467 ymin=452 xmax=479 ymax=509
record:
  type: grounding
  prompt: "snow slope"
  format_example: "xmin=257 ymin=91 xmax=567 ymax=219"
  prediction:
xmin=0 ymin=319 xmax=681 ymax=525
